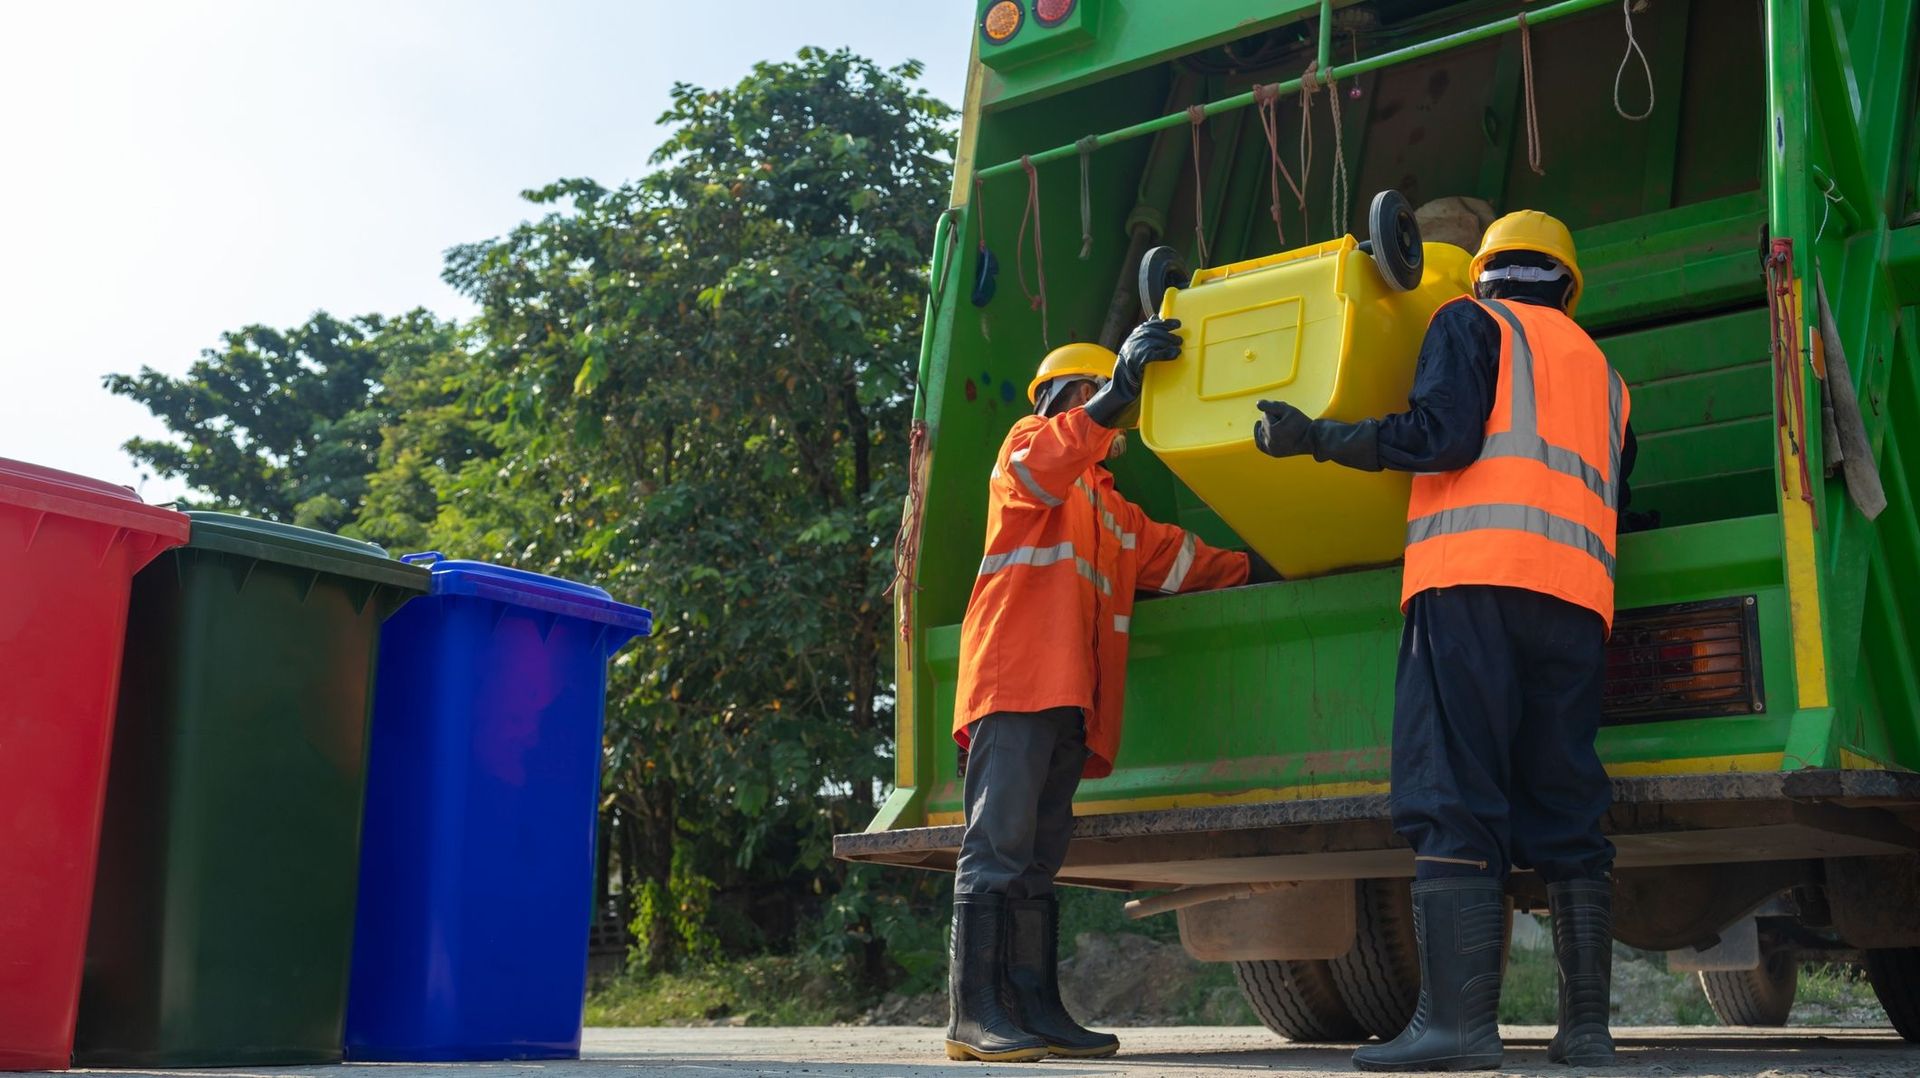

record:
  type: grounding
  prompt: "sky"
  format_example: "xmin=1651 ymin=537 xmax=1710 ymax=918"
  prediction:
xmin=0 ymin=1 xmax=972 ymax=503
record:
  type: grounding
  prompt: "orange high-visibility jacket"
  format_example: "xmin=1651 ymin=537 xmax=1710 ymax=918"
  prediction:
xmin=955 ymin=407 xmax=1249 ymax=777
xmin=1403 ymin=297 xmax=1632 ymax=627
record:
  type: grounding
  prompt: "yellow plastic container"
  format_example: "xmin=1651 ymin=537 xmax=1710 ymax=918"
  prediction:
xmin=1139 ymin=237 xmax=1472 ymax=578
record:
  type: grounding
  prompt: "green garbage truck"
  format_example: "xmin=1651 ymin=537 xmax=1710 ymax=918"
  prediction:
xmin=834 ymin=0 xmax=1920 ymax=1040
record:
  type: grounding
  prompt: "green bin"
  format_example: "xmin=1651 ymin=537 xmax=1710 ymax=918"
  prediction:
xmin=75 ymin=513 xmax=429 ymax=1067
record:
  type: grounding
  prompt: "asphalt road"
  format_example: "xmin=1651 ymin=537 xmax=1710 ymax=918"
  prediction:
xmin=58 ymin=1026 xmax=1920 ymax=1078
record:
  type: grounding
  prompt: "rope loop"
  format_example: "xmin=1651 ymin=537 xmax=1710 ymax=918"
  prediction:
xmin=1614 ymin=0 xmax=1655 ymax=121
xmin=1519 ymin=12 xmax=1545 ymax=176
xmin=1254 ymin=82 xmax=1302 ymax=250
xmin=1187 ymin=105 xmax=1211 ymax=268
xmin=1325 ymin=69 xmax=1350 ymax=237
xmin=1016 ymin=154 xmax=1050 ymax=348
xmin=1076 ymin=135 xmax=1099 ymax=259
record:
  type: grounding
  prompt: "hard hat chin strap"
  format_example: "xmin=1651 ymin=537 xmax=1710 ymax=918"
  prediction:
xmin=1477 ymin=262 xmax=1571 ymax=286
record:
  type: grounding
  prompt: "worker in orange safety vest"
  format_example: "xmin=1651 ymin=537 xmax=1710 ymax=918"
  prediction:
xmin=944 ymin=319 xmax=1268 ymax=1063
xmin=1253 ymin=211 xmax=1641 ymax=1072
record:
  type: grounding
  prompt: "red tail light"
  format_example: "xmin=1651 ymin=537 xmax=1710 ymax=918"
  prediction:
xmin=1603 ymin=597 xmax=1766 ymax=724
xmin=1034 ymin=0 xmax=1075 ymax=26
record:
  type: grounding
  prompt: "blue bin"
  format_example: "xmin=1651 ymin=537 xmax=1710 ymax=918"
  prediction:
xmin=345 ymin=554 xmax=651 ymax=1061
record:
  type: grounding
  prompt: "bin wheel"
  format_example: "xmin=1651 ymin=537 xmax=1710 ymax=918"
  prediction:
xmin=1367 ymin=190 xmax=1423 ymax=292
xmin=1138 ymin=245 xmax=1190 ymax=321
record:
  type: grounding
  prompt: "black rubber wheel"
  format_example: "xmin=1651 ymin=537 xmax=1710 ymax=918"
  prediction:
xmin=1234 ymin=959 xmax=1368 ymax=1042
xmin=1864 ymin=947 xmax=1920 ymax=1041
xmin=1367 ymin=189 xmax=1423 ymax=292
xmin=1329 ymin=879 xmax=1422 ymax=1040
xmin=1137 ymin=245 xmax=1190 ymax=320
xmin=1698 ymin=947 xmax=1799 ymax=1026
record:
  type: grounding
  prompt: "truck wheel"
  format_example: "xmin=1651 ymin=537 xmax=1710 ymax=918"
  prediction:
xmin=1234 ymin=959 xmax=1367 ymax=1042
xmin=1698 ymin=947 xmax=1798 ymax=1026
xmin=1864 ymin=947 xmax=1920 ymax=1041
xmin=1329 ymin=879 xmax=1422 ymax=1040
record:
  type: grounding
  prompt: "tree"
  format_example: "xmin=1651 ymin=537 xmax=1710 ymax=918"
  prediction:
xmin=105 ymin=311 xmax=460 ymax=533
xmin=431 ymin=46 xmax=952 ymax=972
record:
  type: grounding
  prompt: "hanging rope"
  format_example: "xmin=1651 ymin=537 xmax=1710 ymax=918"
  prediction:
xmin=1076 ymin=135 xmax=1099 ymax=259
xmin=1298 ymin=63 xmax=1318 ymax=229
xmin=1614 ymin=0 xmax=1654 ymax=121
xmin=1016 ymin=154 xmax=1050 ymax=348
xmin=890 ymin=419 xmax=931 ymax=655
xmin=1519 ymin=12 xmax=1545 ymax=176
xmin=1326 ymin=69 xmax=1350 ymax=237
xmin=1253 ymin=83 xmax=1305 ymax=249
xmin=1187 ymin=104 xmax=1211 ymax=268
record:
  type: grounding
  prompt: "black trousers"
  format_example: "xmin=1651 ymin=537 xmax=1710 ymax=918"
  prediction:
xmin=1392 ymin=585 xmax=1615 ymax=883
xmin=954 ymin=708 xmax=1089 ymax=897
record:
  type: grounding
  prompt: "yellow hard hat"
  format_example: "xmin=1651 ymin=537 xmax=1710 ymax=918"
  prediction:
xmin=1026 ymin=342 xmax=1116 ymax=405
xmin=1470 ymin=210 xmax=1584 ymax=315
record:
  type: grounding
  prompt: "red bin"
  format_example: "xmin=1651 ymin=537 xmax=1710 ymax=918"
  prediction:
xmin=0 ymin=460 xmax=188 ymax=1070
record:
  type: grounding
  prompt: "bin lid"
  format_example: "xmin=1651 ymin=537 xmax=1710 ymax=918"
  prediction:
xmin=0 ymin=458 xmax=190 ymax=541
xmin=400 ymin=552 xmax=653 ymax=635
xmin=185 ymin=512 xmax=430 ymax=590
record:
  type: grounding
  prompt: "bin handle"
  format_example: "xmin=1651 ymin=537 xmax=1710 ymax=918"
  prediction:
xmin=400 ymin=551 xmax=447 ymax=565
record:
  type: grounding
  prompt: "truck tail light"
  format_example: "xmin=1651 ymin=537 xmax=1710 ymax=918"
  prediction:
xmin=982 ymin=1 xmax=1024 ymax=44
xmin=1602 ymin=597 xmax=1765 ymax=725
xmin=1034 ymin=0 xmax=1075 ymax=26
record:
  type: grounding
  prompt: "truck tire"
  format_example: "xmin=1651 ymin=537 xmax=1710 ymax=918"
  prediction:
xmin=1329 ymin=879 xmax=1422 ymax=1040
xmin=1863 ymin=947 xmax=1920 ymax=1041
xmin=1234 ymin=959 xmax=1368 ymax=1042
xmin=1698 ymin=948 xmax=1798 ymax=1026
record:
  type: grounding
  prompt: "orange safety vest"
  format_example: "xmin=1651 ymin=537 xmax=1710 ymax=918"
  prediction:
xmin=1402 ymin=297 xmax=1631 ymax=628
xmin=955 ymin=408 xmax=1248 ymax=778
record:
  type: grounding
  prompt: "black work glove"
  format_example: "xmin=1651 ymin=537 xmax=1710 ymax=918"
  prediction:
xmin=1086 ymin=317 xmax=1182 ymax=428
xmin=1245 ymin=551 xmax=1282 ymax=584
xmin=1620 ymin=509 xmax=1662 ymax=534
xmin=1310 ymin=417 xmax=1384 ymax=472
xmin=1253 ymin=400 xmax=1313 ymax=457
xmin=1255 ymin=401 xmax=1384 ymax=471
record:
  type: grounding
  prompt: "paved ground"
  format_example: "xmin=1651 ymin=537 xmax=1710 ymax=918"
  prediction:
xmin=61 ymin=1026 xmax=1920 ymax=1078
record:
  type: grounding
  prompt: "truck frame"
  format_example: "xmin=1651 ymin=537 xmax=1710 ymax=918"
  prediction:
xmin=837 ymin=0 xmax=1920 ymax=1040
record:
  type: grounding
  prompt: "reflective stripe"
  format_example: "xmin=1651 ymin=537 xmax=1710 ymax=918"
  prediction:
xmin=1075 ymin=479 xmax=1137 ymax=549
xmin=1480 ymin=431 xmax=1613 ymax=502
xmin=1481 ymin=299 xmax=1538 ymax=437
xmin=1008 ymin=449 xmax=1063 ymax=507
xmin=1075 ymin=557 xmax=1114 ymax=596
xmin=1407 ymin=503 xmax=1616 ymax=577
xmin=979 ymin=541 xmax=1075 ymax=575
xmin=1158 ymin=531 xmax=1198 ymax=593
xmin=976 ymin=541 xmax=1111 ymax=594
xmin=1113 ymin=615 xmax=1131 ymax=633
xmin=1606 ymin=369 xmax=1625 ymax=510
xmin=1477 ymin=298 xmax=1628 ymax=506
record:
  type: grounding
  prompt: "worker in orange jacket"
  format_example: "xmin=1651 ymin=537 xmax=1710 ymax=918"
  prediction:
xmin=1254 ymin=211 xmax=1636 ymax=1071
xmin=945 ymin=320 xmax=1260 ymax=1063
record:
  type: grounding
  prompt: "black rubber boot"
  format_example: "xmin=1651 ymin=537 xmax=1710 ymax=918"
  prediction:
xmin=946 ymin=893 xmax=1050 ymax=1062
xmin=1547 ymin=879 xmax=1616 ymax=1066
xmin=1007 ymin=896 xmax=1120 ymax=1058
xmin=1352 ymin=878 xmax=1505 ymax=1072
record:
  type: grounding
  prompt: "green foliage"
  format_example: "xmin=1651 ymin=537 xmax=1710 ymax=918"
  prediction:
xmin=586 ymin=954 xmax=864 ymax=1027
xmin=629 ymin=844 xmax=723 ymax=971
xmin=105 ymin=311 xmax=461 ymax=533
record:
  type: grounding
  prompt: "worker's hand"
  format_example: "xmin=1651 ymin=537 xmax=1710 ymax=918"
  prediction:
xmin=1253 ymin=400 xmax=1313 ymax=457
xmin=1087 ymin=317 xmax=1182 ymax=428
